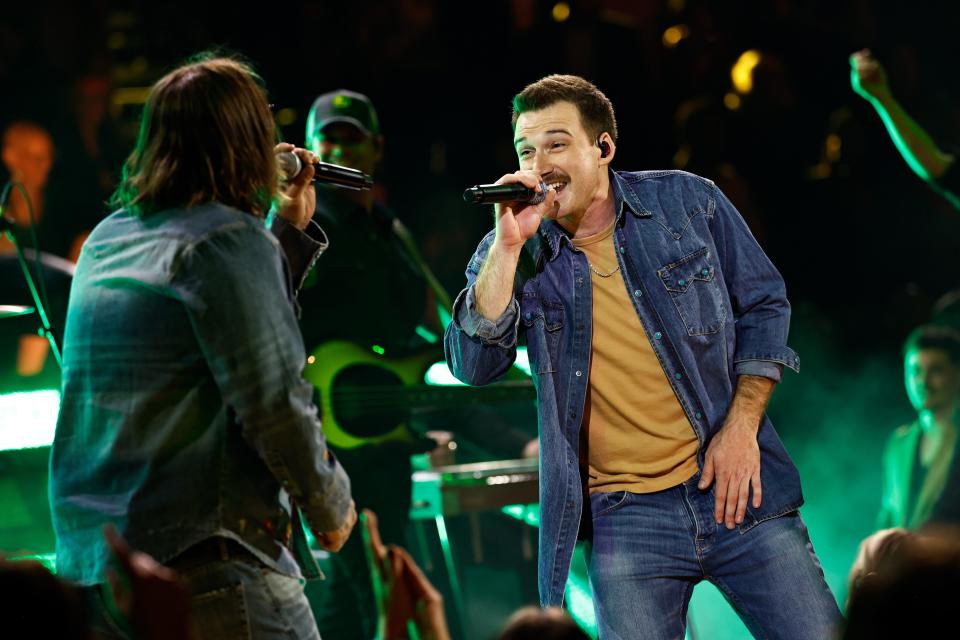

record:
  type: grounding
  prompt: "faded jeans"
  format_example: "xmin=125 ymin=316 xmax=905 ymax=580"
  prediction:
xmin=586 ymin=472 xmax=841 ymax=640
xmin=86 ymin=540 xmax=320 ymax=640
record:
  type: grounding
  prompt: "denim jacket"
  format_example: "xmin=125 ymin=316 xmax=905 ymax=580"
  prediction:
xmin=445 ymin=170 xmax=803 ymax=606
xmin=50 ymin=204 xmax=351 ymax=585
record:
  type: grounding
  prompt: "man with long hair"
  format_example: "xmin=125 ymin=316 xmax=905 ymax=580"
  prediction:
xmin=49 ymin=54 xmax=356 ymax=639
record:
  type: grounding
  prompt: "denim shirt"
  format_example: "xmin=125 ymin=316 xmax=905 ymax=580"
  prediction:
xmin=50 ymin=203 xmax=352 ymax=585
xmin=444 ymin=170 xmax=803 ymax=606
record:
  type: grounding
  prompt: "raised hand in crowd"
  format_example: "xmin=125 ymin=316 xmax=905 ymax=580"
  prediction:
xmin=103 ymin=524 xmax=194 ymax=640
xmin=849 ymin=48 xmax=955 ymax=186
xmin=363 ymin=508 xmax=450 ymax=640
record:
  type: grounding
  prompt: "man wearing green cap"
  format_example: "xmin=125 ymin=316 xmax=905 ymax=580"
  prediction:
xmin=298 ymin=89 xmax=447 ymax=640
xmin=299 ymin=90 xmax=538 ymax=639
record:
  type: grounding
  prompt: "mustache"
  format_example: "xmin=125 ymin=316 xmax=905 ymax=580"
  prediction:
xmin=541 ymin=171 xmax=569 ymax=184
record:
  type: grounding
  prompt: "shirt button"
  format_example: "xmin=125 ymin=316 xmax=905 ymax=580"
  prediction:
xmin=633 ymin=289 xmax=642 ymax=297
xmin=619 ymin=246 xmax=625 ymax=254
xmin=674 ymin=372 xmax=683 ymax=380
xmin=654 ymin=331 xmax=662 ymax=340
xmin=701 ymin=268 xmax=709 ymax=276
xmin=678 ymin=279 xmax=686 ymax=286
xmin=575 ymin=370 xmax=582 ymax=377
xmin=525 ymin=312 xmax=532 ymax=320
xmin=695 ymin=411 xmax=702 ymax=419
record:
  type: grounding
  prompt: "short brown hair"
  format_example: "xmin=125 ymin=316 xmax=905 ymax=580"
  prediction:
xmin=903 ymin=325 xmax=960 ymax=365
xmin=112 ymin=53 xmax=278 ymax=216
xmin=511 ymin=75 xmax=618 ymax=143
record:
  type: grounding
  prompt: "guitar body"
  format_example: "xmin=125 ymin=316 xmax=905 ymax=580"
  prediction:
xmin=304 ymin=341 xmax=441 ymax=450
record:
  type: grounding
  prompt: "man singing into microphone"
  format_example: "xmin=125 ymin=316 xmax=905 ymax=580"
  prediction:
xmin=444 ymin=75 xmax=841 ymax=639
xmin=50 ymin=54 xmax=355 ymax=639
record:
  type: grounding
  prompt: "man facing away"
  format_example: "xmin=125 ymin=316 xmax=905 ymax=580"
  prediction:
xmin=444 ymin=75 xmax=841 ymax=639
xmin=49 ymin=55 xmax=355 ymax=639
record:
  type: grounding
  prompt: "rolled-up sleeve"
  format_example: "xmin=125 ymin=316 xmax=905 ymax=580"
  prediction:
xmin=444 ymin=232 xmax=521 ymax=386
xmin=177 ymin=222 xmax=351 ymax=533
xmin=709 ymin=184 xmax=800 ymax=380
xmin=454 ymin=286 xmax=521 ymax=346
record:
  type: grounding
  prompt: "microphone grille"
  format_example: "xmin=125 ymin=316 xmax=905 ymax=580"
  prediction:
xmin=530 ymin=181 xmax=548 ymax=205
xmin=276 ymin=152 xmax=302 ymax=180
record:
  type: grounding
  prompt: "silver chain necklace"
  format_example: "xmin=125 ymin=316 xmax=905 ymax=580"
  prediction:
xmin=589 ymin=262 xmax=621 ymax=278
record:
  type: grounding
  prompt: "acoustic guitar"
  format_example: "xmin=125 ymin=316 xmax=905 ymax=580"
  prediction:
xmin=303 ymin=340 xmax=535 ymax=450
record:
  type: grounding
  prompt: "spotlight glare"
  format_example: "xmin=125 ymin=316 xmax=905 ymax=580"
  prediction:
xmin=277 ymin=108 xmax=297 ymax=126
xmin=731 ymin=49 xmax=762 ymax=94
xmin=724 ymin=92 xmax=742 ymax=111
xmin=662 ymin=24 xmax=690 ymax=48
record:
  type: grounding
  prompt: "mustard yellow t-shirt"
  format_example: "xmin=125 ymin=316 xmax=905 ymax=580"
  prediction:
xmin=573 ymin=220 xmax=699 ymax=495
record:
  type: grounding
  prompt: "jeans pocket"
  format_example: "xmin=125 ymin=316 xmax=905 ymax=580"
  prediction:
xmin=657 ymin=247 xmax=726 ymax=336
xmin=191 ymin=583 xmax=252 ymax=640
xmin=591 ymin=490 xmax=631 ymax=518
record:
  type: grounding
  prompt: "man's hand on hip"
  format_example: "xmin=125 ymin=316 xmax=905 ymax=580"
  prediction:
xmin=698 ymin=374 xmax=775 ymax=529
xmin=698 ymin=416 xmax=762 ymax=530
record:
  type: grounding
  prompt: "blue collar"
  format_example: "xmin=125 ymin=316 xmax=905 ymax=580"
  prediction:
xmin=536 ymin=170 xmax=650 ymax=259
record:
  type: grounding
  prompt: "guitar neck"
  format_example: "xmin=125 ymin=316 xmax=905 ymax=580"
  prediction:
xmin=334 ymin=381 xmax=535 ymax=412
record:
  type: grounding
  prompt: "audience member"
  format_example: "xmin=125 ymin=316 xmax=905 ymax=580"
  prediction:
xmin=844 ymin=526 xmax=960 ymax=639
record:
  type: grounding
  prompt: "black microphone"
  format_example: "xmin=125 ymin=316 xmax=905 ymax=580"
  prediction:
xmin=277 ymin=152 xmax=374 ymax=191
xmin=463 ymin=181 xmax=549 ymax=205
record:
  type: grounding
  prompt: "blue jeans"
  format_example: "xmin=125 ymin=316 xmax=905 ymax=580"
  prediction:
xmin=587 ymin=474 xmax=841 ymax=640
xmin=86 ymin=540 xmax=320 ymax=640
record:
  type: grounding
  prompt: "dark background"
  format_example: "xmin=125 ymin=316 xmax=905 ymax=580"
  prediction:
xmin=2 ymin=0 xmax=960 ymax=628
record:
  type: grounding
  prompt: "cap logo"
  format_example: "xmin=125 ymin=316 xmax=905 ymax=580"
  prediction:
xmin=333 ymin=94 xmax=351 ymax=108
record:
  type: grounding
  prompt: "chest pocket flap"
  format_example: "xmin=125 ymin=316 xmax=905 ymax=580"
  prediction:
xmin=657 ymin=246 xmax=716 ymax=292
xmin=657 ymin=246 xmax=725 ymax=336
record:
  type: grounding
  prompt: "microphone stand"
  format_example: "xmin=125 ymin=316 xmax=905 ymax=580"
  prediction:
xmin=1 ymin=182 xmax=62 ymax=369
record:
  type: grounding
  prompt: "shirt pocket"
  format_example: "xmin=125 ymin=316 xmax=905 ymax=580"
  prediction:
xmin=520 ymin=293 xmax=565 ymax=374
xmin=657 ymin=246 xmax=726 ymax=336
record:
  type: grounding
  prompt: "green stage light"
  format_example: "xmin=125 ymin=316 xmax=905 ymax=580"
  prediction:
xmin=501 ymin=504 xmax=540 ymax=528
xmin=424 ymin=361 xmax=466 ymax=386
xmin=565 ymin=543 xmax=598 ymax=638
xmin=513 ymin=346 xmax=532 ymax=376
xmin=6 ymin=552 xmax=57 ymax=573
xmin=0 ymin=389 xmax=59 ymax=451
xmin=423 ymin=346 xmax=531 ymax=385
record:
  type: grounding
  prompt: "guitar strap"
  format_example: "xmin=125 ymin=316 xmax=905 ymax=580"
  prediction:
xmin=391 ymin=217 xmax=453 ymax=329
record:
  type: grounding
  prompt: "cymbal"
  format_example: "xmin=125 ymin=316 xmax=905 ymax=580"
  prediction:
xmin=0 ymin=305 xmax=34 ymax=319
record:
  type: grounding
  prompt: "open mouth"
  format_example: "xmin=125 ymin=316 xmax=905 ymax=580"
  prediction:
xmin=546 ymin=181 xmax=567 ymax=195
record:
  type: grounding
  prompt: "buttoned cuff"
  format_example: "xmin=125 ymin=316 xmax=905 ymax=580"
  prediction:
xmin=453 ymin=286 xmax=520 ymax=348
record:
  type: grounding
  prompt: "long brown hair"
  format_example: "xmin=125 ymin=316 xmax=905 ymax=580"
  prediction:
xmin=112 ymin=53 xmax=278 ymax=216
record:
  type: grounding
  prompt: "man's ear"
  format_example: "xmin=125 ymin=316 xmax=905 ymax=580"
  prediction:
xmin=598 ymin=132 xmax=615 ymax=166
